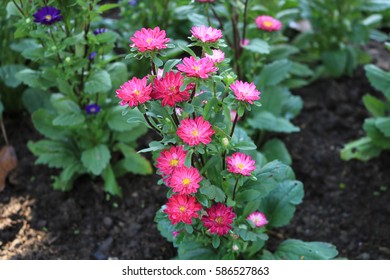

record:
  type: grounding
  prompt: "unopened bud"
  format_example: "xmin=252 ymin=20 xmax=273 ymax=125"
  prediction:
xmin=26 ymin=18 xmax=31 ymax=24
xmin=222 ymin=137 xmax=229 ymax=147
xmin=51 ymin=46 xmax=56 ymax=51
xmin=232 ymin=244 xmax=239 ymax=251
xmin=65 ymin=57 xmax=71 ymax=63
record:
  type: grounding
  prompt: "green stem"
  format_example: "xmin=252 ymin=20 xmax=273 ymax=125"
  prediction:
xmin=232 ymin=176 xmax=239 ymax=201
xmin=230 ymin=110 xmax=239 ymax=137
xmin=143 ymin=113 xmax=162 ymax=136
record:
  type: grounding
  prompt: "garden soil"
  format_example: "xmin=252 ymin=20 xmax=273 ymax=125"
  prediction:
xmin=1 ymin=51 xmax=389 ymax=260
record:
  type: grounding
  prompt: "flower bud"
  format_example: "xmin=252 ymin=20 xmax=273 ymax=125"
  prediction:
xmin=232 ymin=244 xmax=239 ymax=251
xmin=65 ymin=57 xmax=71 ymax=63
xmin=26 ymin=18 xmax=31 ymax=24
xmin=222 ymin=137 xmax=229 ymax=147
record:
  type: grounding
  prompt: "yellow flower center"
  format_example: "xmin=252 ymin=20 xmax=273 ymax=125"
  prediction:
xmin=237 ymin=163 xmax=244 ymax=170
xmin=215 ymin=216 xmax=224 ymax=224
xmin=170 ymin=159 xmax=179 ymax=167
xmin=133 ymin=89 xmax=141 ymax=95
xmin=45 ymin=15 xmax=52 ymax=21
xmin=179 ymin=206 xmax=186 ymax=212
xmin=146 ymin=37 xmax=153 ymax=44
xmin=191 ymin=129 xmax=199 ymax=136
xmin=182 ymin=178 xmax=191 ymax=186
xmin=264 ymin=21 xmax=272 ymax=27
xmin=192 ymin=66 xmax=200 ymax=72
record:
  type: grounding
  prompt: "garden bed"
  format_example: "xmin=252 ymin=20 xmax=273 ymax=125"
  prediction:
xmin=1 ymin=64 xmax=389 ymax=260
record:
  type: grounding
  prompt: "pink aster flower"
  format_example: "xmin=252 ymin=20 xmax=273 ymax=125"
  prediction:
xmin=205 ymin=49 xmax=225 ymax=64
xmin=230 ymin=80 xmax=261 ymax=104
xmin=130 ymin=27 xmax=170 ymax=52
xmin=164 ymin=194 xmax=202 ymax=225
xmin=191 ymin=26 xmax=223 ymax=43
xmin=226 ymin=152 xmax=256 ymax=176
xmin=116 ymin=76 xmax=152 ymax=107
xmin=202 ymin=203 xmax=236 ymax=236
xmin=156 ymin=146 xmax=187 ymax=176
xmin=177 ymin=56 xmax=218 ymax=79
xmin=255 ymin=15 xmax=282 ymax=32
xmin=177 ymin=116 xmax=215 ymax=146
xmin=168 ymin=166 xmax=202 ymax=195
xmin=247 ymin=211 xmax=268 ymax=227
xmin=152 ymin=71 xmax=191 ymax=107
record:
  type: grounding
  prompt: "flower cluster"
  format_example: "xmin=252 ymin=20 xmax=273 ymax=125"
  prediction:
xmin=117 ymin=25 xmax=268 ymax=241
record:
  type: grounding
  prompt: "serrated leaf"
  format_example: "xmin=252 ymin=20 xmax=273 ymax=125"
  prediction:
xmin=363 ymin=94 xmax=386 ymax=117
xmin=52 ymin=112 xmax=85 ymax=127
xmin=0 ymin=64 xmax=27 ymax=88
xmin=242 ymin=38 xmax=270 ymax=54
xmin=365 ymin=64 xmax=390 ymax=100
xmin=102 ymin=164 xmax=122 ymax=196
xmin=81 ymin=144 xmax=111 ymax=175
xmin=262 ymin=138 xmax=292 ymax=165
xmin=248 ymin=111 xmax=300 ymax=133
xmin=340 ymin=137 xmax=382 ymax=161
xmin=375 ymin=117 xmax=390 ymax=137
xmin=258 ymin=59 xmax=291 ymax=87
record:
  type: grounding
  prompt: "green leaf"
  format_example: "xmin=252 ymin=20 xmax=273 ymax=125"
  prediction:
xmin=258 ymin=59 xmax=291 ymax=87
xmin=365 ymin=64 xmax=390 ymax=100
xmin=31 ymin=109 xmax=69 ymax=139
xmin=234 ymin=141 xmax=257 ymax=151
xmin=113 ymin=152 xmax=152 ymax=176
xmin=22 ymin=88 xmax=51 ymax=113
xmin=363 ymin=94 xmax=386 ymax=117
xmin=107 ymin=62 xmax=128 ymax=90
xmin=0 ymin=64 xmax=27 ymax=88
xmin=177 ymin=236 xmax=218 ymax=260
xmin=81 ymin=144 xmax=111 ymax=175
xmin=107 ymin=106 xmax=144 ymax=132
xmin=262 ymin=138 xmax=292 ymax=165
xmin=364 ymin=118 xmax=390 ymax=149
xmin=212 ymin=235 xmax=220 ymax=249
xmin=289 ymin=62 xmax=314 ymax=77
xmin=340 ymin=137 xmax=382 ymax=161
xmin=321 ymin=50 xmax=347 ymax=77
xmin=375 ymin=117 xmax=390 ymax=137
xmin=52 ymin=112 xmax=85 ymax=127
xmin=98 ymin=3 xmax=120 ymax=13
xmin=270 ymin=239 xmax=338 ymax=260
xmin=95 ymin=32 xmax=117 ymax=44
xmin=84 ymin=70 xmax=112 ymax=94
xmin=242 ymin=38 xmax=270 ymax=54
xmin=28 ymin=140 xmax=77 ymax=169
xmin=163 ymin=59 xmax=182 ymax=74
xmin=177 ymin=42 xmax=197 ymax=58
xmin=259 ymin=179 xmax=304 ymax=227
xmin=15 ymin=69 xmax=45 ymax=89
xmin=102 ymin=164 xmax=122 ymax=196
xmin=248 ymin=112 xmax=300 ymax=133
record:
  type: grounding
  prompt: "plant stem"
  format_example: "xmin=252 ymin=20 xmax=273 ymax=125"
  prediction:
xmin=172 ymin=106 xmax=180 ymax=127
xmin=241 ymin=0 xmax=250 ymax=56
xmin=232 ymin=176 xmax=239 ymax=201
xmin=230 ymin=110 xmax=239 ymax=137
xmin=0 ymin=118 xmax=9 ymax=145
xmin=12 ymin=0 xmax=25 ymax=17
xmin=143 ymin=113 xmax=162 ymax=136
xmin=211 ymin=7 xmax=233 ymax=47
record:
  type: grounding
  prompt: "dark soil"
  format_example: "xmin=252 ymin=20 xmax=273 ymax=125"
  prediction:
xmin=1 ymin=45 xmax=390 ymax=260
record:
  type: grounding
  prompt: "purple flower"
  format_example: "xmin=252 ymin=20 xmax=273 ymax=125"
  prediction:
xmin=128 ymin=0 xmax=138 ymax=6
xmin=89 ymin=51 xmax=97 ymax=60
xmin=93 ymin=28 xmax=107 ymax=35
xmin=85 ymin=104 xmax=101 ymax=115
xmin=33 ymin=6 xmax=62 ymax=25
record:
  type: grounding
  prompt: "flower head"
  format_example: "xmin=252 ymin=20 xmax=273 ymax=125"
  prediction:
xmin=177 ymin=57 xmax=217 ymax=79
xmin=247 ymin=211 xmax=268 ymax=227
xmin=168 ymin=166 xmax=202 ymax=195
xmin=116 ymin=76 xmax=152 ymax=107
xmin=128 ymin=0 xmax=138 ymax=5
xmin=89 ymin=51 xmax=97 ymax=60
xmin=164 ymin=194 xmax=202 ymax=224
xmin=152 ymin=71 xmax=191 ymax=107
xmin=205 ymin=49 xmax=225 ymax=64
xmin=230 ymin=80 xmax=261 ymax=104
xmin=226 ymin=152 xmax=256 ymax=176
xmin=93 ymin=28 xmax=107 ymax=35
xmin=177 ymin=116 xmax=215 ymax=146
xmin=130 ymin=27 xmax=170 ymax=52
xmin=240 ymin=38 xmax=250 ymax=46
xmin=33 ymin=6 xmax=62 ymax=25
xmin=191 ymin=26 xmax=223 ymax=43
xmin=255 ymin=15 xmax=282 ymax=32
xmin=85 ymin=104 xmax=101 ymax=115
xmin=156 ymin=146 xmax=187 ymax=176
xmin=202 ymin=203 xmax=236 ymax=235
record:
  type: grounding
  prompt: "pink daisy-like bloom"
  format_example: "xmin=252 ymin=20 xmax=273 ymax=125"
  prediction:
xmin=156 ymin=146 xmax=187 ymax=176
xmin=177 ymin=56 xmax=218 ymax=79
xmin=226 ymin=152 xmax=256 ymax=176
xmin=164 ymin=194 xmax=202 ymax=225
xmin=202 ymin=203 xmax=236 ymax=236
xmin=177 ymin=116 xmax=215 ymax=146
xmin=255 ymin=15 xmax=282 ymax=32
xmin=130 ymin=27 xmax=170 ymax=52
xmin=247 ymin=211 xmax=268 ymax=227
xmin=230 ymin=80 xmax=261 ymax=104
xmin=116 ymin=76 xmax=152 ymax=107
xmin=152 ymin=71 xmax=191 ymax=107
xmin=205 ymin=49 xmax=225 ymax=64
xmin=191 ymin=26 xmax=223 ymax=43
xmin=168 ymin=166 xmax=202 ymax=195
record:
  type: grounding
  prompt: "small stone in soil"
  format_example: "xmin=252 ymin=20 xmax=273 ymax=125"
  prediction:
xmin=103 ymin=217 xmax=113 ymax=228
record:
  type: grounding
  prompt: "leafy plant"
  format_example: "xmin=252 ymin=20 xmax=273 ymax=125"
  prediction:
xmin=115 ymin=25 xmax=338 ymax=260
xmin=341 ymin=62 xmax=390 ymax=161
xmin=9 ymin=0 xmax=152 ymax=195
